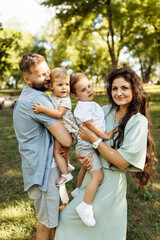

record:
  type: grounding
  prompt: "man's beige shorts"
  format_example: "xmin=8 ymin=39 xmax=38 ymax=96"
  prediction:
xmin=28 ymin=167 xmax=60 ymax=228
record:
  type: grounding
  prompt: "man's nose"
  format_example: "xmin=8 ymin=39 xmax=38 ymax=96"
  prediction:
xmin=46 ymin=73 xmax=50 ymax=80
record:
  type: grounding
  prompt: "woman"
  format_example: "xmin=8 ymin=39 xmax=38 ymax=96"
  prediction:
xmin=55 ymin=65 xmax=157 ymax=240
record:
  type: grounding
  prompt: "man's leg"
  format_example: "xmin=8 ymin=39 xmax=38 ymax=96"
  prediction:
xmin=28 ymin=168 xmax=61 ymax=240
xmin=36 ymin=221 xmax=52 ymax=240
xmin=52 ymin=227 xmax=56 ymax=240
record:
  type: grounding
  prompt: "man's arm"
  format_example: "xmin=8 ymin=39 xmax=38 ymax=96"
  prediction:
xmin=47 ymin=120 xmax=72 ymax=147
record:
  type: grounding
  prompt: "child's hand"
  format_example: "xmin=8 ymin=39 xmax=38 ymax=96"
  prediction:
xmin=106 ymin=128 xmax=116 ymax=140
xmin=32 ymin=102 xmax=44 ymax=114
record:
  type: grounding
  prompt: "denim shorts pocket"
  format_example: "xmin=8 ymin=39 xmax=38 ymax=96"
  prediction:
xmin=28 ymin=185 xmax=41 ymax=200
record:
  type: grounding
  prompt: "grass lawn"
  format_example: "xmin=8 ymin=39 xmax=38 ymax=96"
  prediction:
xmin=0 ymin=92 xmax=159 ymax=240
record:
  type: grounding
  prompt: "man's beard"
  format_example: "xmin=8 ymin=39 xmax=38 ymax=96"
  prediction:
xmin=32 ymin=83 xmax=48 ymax=92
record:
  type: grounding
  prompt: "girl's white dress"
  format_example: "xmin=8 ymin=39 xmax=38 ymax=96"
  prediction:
xmin=51 ymin=94 xmax=78 ymax=142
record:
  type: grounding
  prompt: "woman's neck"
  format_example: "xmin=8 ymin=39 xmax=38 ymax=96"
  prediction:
xmin=115 ymin=106 xmax=128 ymax=122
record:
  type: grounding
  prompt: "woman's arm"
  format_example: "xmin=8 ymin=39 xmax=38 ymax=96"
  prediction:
xmin=84 ymin=119 xmax=114 ymax=140
xmin=79 ymin=124 xmax=130 ymax=170
xmin=32 ymin=102 xmax=67 ymax=118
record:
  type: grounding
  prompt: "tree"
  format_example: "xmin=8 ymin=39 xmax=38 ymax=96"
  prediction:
xmin=41 ymin=18 xmax=111 ymax=83
xmin=0 ymin=27 xmax=19 ymax=79
xmin=122 ymin=0 xmax=160 ymax=82
xmin=41 ymin=0 xmax=140 ymax=69
xmin=41 ymin=0 xmax=160 ymax=82
xmin=142 ymin=0 xmax=160 ymax=64
xmin=0 ymin=26 xmax=48 ymax=88
xmin=127 ymin=36 xmax=158 ymax=83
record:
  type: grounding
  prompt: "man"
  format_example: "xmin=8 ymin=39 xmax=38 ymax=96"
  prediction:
xmin=13 ymin=53 xmax=72 ymax=240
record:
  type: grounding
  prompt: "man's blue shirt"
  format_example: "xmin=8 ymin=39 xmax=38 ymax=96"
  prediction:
xmin=13 ymin=85 xmax=58 ymax=191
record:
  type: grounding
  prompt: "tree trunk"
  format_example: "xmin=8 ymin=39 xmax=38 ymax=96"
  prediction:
xmin=106 ymin=0 xmax=118 ymax=69
xmin=140 ymin=62 xmax=152 ymax=83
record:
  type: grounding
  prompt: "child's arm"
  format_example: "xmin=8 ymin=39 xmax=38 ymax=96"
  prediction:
xmin=84 ymin=119 xmax=114 ymax=140
xmin=32 ymin=102 xmax=68 ymax=118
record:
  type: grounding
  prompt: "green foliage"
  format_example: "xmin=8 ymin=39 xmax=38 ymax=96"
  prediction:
xmin=0 ymin=27 xmax=48 ymax=89
xmin=122 ymin=0 xmax=160 ymax=82
xmin=41 ymin=18 xmax=112 ymax=83
xmin=42 ymin=0 xmax=129 ymax=69
xmin=0 ymin=28 xmax=20 ymax=78
xmin=41 ymin=0 xmax=160 ymax=81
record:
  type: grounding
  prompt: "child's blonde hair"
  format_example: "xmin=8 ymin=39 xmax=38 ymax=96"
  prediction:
xmin=70 ymin=73 xmax=88 ymax=94
xmin=50 ymin=67 xmax=69 ymax=85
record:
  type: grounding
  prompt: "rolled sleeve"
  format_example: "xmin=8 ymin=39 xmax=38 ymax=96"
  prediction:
xmin=117 ymin=114 xmax=148 ymax=172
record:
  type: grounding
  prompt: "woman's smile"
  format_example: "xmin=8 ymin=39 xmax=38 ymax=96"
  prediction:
xmin=111 ymin=77 xmax=133 ymax=108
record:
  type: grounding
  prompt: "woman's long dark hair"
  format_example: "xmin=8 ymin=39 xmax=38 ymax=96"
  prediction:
xmin=106 ymin=64 xmax=157 ymax=189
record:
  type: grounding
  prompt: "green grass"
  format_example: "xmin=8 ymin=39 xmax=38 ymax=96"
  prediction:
xmin=0 ymin=92 xmax=159 ymax=240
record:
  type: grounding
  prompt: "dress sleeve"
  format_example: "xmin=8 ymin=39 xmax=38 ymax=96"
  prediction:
xmin=58 ymin=96 xmax=71 ymax=109
xmin=117 ymin=114 xmax=148 ymax=172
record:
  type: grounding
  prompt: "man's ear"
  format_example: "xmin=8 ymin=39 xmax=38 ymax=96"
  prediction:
xmin=71 ymin=93 xmax=78 ymax=99
xmin=23 ymin=75 xmax=32 ymax=87
xmin=49 ymin=83 xmax=53 ymax=91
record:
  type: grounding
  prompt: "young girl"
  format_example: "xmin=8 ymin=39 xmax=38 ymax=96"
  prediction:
xmin=70 ymin=73 xmax=114 ymax=227
xmin=32 ymin=67 xmax=79 ymax=186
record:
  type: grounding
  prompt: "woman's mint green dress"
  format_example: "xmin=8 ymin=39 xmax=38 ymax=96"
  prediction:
xmin=55 ymin=105 xmax=148 ymax=240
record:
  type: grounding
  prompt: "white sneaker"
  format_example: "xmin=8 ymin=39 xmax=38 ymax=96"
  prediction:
xmin=71 ymin=187 xmax=80 ymax=198
xmin=76 ymin=202 xmax=96 ymax=227
xmin=68 ymin=164 xmax=75 ymax=172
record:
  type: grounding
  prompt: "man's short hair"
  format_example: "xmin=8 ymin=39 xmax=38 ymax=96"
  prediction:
xmin=19 ymin=53 xmax=45 ymax=74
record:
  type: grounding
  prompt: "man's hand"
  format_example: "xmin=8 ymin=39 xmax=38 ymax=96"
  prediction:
xmin=77 ymin=154 xmax=93 ymax=170
xmin=59 ymin=146 xmax=70 ymax=159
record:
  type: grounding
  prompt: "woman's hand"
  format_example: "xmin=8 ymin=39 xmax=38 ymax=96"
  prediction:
xmin=79 ymin=124 xmax=98 ymax=143
xmin=77 ymin=154 xmax=93 ymax=170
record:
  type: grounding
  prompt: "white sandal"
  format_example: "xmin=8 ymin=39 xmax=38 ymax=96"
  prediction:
xmin=56 ymin=173 xmax=73 ymax=186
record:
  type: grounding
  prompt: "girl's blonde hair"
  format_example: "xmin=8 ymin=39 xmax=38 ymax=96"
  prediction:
xmin=50 ymin=67 xmax=69 ymax=85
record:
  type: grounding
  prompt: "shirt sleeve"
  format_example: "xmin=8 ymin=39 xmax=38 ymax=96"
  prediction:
xmin=31 ymin=94 xmax=59 ymax=127
xmin=117 ymin=114 xmax=148 ymax=172
xmin=74 ymin=102 xmax=93 ymax=123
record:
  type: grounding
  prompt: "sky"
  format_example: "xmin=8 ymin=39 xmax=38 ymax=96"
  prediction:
xmin=0 ymin=0 xmax=54 ymax=35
